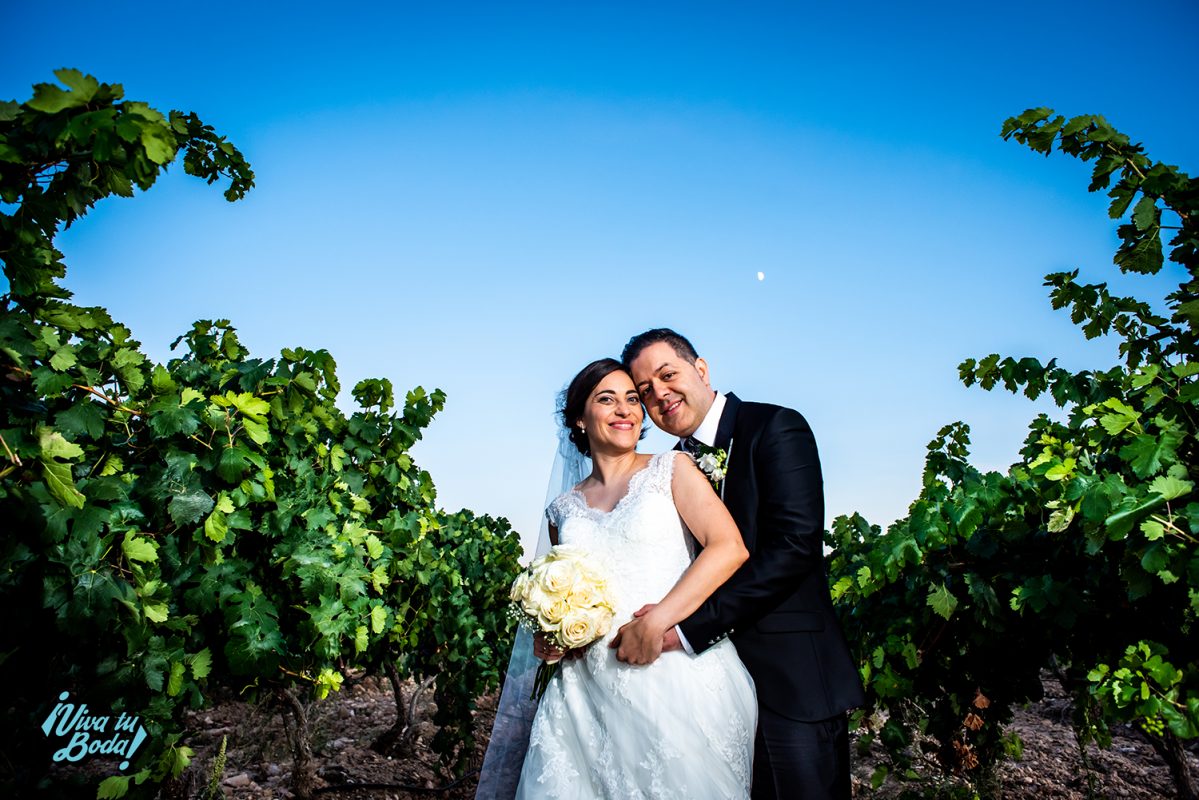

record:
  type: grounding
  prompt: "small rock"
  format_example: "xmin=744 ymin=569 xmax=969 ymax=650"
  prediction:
xmin=223 ymin=772 xmax=252 ymax=787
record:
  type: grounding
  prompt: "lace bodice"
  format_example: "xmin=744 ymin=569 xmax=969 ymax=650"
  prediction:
xmin=546 ymin=452 xmax=694 ymax=620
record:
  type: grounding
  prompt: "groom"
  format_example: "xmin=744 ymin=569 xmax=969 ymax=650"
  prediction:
xmin=612 ymin=328 xmax=865 ymax=800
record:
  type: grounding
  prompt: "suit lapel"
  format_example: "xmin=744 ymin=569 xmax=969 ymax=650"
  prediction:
xmin=713 ymin=393 xmax=740 ymax=502
xmin=714 ymin=392 xmax=740 ymax=452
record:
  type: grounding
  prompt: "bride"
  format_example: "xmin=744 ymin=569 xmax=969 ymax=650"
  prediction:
xmin=498 ymin=358 xmax=757 ymax=799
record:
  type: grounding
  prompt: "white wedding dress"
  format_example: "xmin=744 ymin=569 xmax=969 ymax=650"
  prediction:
xmin=515 ymin=451 xmax=756 ymax=799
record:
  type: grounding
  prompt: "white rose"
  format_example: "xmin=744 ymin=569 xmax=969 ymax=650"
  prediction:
xmin=709 ymin=466 xmax=726 ymax=482
xmin=509 ymin=571 xmax=531 ymax=602
xmin=590 ymin=606 xmax=614 ymax=639
xmin=696 ymin=453 xmax=719 ymax=473
xmin=558 ymin=609 xmax=600 ymax=648
xmin=539 ymin=559 xmax=578 ymax=595
xmin=521 ymin=583 xmax=548 ymax=617
xmin=566 ymin=583 xmax=601 ymax=609
xmin=542 ymin=544 xmax=581 ymax=563
xmin=537 ymin=595 xmax=571 ymax=628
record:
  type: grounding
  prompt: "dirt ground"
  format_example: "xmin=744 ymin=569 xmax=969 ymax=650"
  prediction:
xmin=163 ymin=673 xmax=1194 ymax=799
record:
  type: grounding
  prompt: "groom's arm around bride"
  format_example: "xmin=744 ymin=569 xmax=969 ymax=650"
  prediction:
xmin=619 ymin=328 xmax=865 ymax=800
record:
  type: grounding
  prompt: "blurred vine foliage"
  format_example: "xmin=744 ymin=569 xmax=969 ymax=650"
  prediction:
xmin=828 ymin=109 xmax=1198 ymax=798
xmin=0 ymin=71 xmax=523 ymax=799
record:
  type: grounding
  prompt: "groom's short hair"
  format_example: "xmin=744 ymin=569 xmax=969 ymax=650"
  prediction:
xmin=621 ymin=328 xmax=699 ymax=368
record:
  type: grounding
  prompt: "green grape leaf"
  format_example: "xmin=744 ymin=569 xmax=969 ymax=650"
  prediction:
xmin=225 ymin=585 xmax=283 ymax=675
xmin=365 ymin=533 xmax=384 ymax=560
xmin=1141 ymin=543 xmax=1170 ymax=574
xmin=97 ymin=775 xmax=131 ymax=799
xmin=1045 ymin=458 xmax=1076 ymax=482
xmin=1171 ymin=362 xmax=1199 ymax=379
xmin=148 ymin=397 xmax=201 ymax=438
xmin=1132 ymin=195 xmax=1158 ymax=231
xmin=217 ymin=446 xmax=252 ymax=482
xmin=165 ymin=744 xmax=193 ymax=779
xmin=949 ymin=498 xmax=982 ymax=536
xmin=55 ymin=400 xmax=106 ymax=439
xmin=1097 ymin=399 xmax=1139 ymax=435
xmin=142 ymin=650 xmax=168 ymax=691
xmin=927 ymin=583 xmax=958 ymax=620
xmin=122 ymin=535 xmax=158 ymax=564
xmin=140 ymin=125 xmax=177 ymax=165
xmin=168 ymin=488 xmax=214 ymax=526
xmin=1115 ymin=230 xmax=1164 ymax=274
xmin=966 ymin=574 xmax=1003 ymax=620
xmin=1048 ymin=505 xmax=1075 ymax=532
xmin=315 ymin=668 xmax=343 ymax=700
xmin=111 ymin=347 xmax=145 ymax=369
xmin=98 ymin=454 xmax=124 ymax=477
xmin=150 ymin=363 xmax=177 ymax=392
xmin=28 ymin=81 xmax=83 ymax=113
xmin=204 ymin=510 xmax=228 ymax=543
xmin=49 ymin=347 xmax=77 ymax=371
xmin=41 ymin=459 xmax=85 ymax=508
xmin=189 ymin=648 xmax=213 ymax=679
xmin=1080 ymin=482 xmax=1114 ymax=522
xmin=1140 ymin=519 xmax=1165 ymax=541
xmin=1120 ymin=431 xmax=1181 ymax=479
xmin=856 ymin=565 xmax=872 ymax=588
xmin=241 ymin=418 xmax=270 ymax=446
xmin=54 ymin=69 xmax=100 ymax=100
xmin=167 ymin=660 xmax=185 ymax=696
xmin=1150 ymin=475 xmax=1193 ymax=501
xmin=228 ymin=392 xmax=270 ymax=421
xmin=39 ymin=427 xmax=84 ymax=460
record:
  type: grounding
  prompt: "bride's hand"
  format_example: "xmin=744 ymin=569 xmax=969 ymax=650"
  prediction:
xmin=534 ymin=632 xmax=585 ymax=662
xmin=533 ymin=632 xmax=564 ymax=663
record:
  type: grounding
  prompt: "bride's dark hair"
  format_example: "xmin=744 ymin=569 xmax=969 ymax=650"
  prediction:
xmin=560 ymin=358 xmax=647 ymax=456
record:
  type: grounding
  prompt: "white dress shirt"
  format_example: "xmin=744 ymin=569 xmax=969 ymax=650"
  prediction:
xmin=687 ymin=391 xmax=727 ymax=449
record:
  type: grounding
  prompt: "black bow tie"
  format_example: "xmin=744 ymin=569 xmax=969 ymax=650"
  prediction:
xmin=681 ymin=436 xmax=703 ymax=456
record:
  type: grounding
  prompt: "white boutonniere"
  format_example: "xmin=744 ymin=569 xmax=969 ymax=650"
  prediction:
xmin=693 ymin=444 xmax=728 ymax=489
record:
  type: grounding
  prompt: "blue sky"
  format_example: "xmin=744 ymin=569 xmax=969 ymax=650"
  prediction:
xmin=4 ymin=2 xmax=1196 ymax=553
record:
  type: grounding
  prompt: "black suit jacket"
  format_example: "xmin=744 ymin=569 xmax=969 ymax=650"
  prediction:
xmin=678 ymin=393 xmax=865 ymax=722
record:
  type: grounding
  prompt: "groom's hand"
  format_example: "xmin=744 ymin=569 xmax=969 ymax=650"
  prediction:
xmin=632 ymin=604 xmax=683 ymax=653
xmin=610 ymin=616 xmax=664 ymax=665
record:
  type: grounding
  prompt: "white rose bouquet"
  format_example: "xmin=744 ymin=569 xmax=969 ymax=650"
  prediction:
xmin=509 ymin=545 xmax=616 ymax=699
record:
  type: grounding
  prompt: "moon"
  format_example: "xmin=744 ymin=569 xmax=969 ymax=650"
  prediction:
xmin=756 ymin=272 xmax=765 ymax=281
